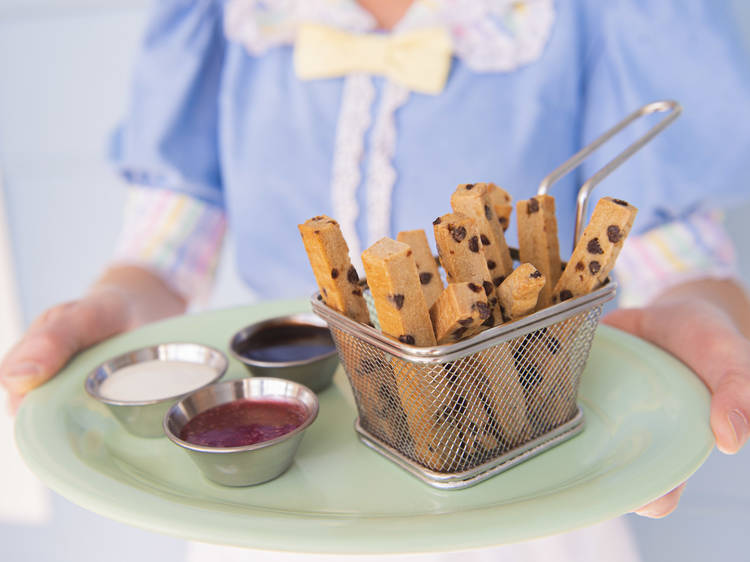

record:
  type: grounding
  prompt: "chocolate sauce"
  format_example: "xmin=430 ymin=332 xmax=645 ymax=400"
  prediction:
xmin=238 ymin=325 xmax=335 ymax=363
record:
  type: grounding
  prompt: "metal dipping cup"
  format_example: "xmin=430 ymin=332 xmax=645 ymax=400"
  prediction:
xmin=84 ymin=343 xmax=228 ymax=438
xmin=163 ymin=377 xmax=319 ymax=486
xmin=229 ymin=313 xmax=339 ymax=393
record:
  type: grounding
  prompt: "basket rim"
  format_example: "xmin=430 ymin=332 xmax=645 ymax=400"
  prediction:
xmin=310 ymin=280 xmax=616 ymax=363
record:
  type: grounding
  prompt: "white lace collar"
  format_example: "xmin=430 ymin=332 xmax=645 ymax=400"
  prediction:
xmin=225 ymin=0 xmax=555 ymax=73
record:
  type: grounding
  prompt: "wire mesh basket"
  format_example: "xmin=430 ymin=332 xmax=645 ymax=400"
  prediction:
xmin=311 ymin=101 xmax=681 ymax=489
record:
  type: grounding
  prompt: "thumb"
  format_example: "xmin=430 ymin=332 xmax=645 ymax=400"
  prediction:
xmin=0 ymin=294 xmax=128 ymax=397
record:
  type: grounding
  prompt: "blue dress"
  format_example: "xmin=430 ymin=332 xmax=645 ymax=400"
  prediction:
xmin=110 ymin=0 xmax=750 ymax=300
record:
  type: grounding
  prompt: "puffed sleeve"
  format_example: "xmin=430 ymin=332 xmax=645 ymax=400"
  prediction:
xmin=578 ymin=0 xmax=750 ymax=230
xmin=110 ymin=0 xmax=226 ymax=207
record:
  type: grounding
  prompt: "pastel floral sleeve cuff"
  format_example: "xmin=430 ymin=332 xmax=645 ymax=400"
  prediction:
xmin=112 ymin=186 xmax=227 ymax=303
xmin=613 ymin=208 xmax=740 ymax=308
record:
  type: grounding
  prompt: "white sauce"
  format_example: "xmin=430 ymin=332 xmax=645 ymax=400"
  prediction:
xmin=99 ymin=360 xmax=218 ymax=402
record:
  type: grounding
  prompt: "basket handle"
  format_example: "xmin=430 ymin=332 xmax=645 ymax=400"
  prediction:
xmin=537 ymin=100 xmax=682 ymax=251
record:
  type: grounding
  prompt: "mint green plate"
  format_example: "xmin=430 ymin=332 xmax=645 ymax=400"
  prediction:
xmin=16 ymin=300 xmax=714 ymax=554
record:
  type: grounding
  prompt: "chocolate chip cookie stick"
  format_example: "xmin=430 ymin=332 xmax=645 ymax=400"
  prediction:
xmin=361 ymin=237 xmax=437 ymax=347
xmin=397 ymin=229 xmax=444 ymax=309
xmin=486 ymin=182 xmax=513 ymax=233
xmin=389 ymin=358 xmax=463 ymax=472
xmin=473 ymin=347 xmax=533 ymax=448
xmin=298 ymin=215 xmax=370 ymax=324
xmin=429 ymin=282 xmax=491 ymax=344
xmin=516 ymin=195 xmax=562 ymax=308
xmin=552 ymin=197 xmax=638 ymax=303
xmin=496 ymin=263 xmax=546 ymax=321
xmin=433 ymin=212 xmax=501 ymax=325
xmin=450 ymin=183 xmax=514 ymax=283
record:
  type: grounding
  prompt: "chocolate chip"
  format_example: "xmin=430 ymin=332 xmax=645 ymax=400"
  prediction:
xmin=452 ymin=327 xmax=468 ymax=340
xmin=465 ymin=183 xmax=475 ymax=190
xmin=398 ymin=334 xmax=415 ymax=345
xmin=322 ymin=287 xmax=328 ymax=297
xmin=480 ymin=234 xmax=490 ymax=246
xmin=468 ymin=236 xmax=480 ymax=252
xmin=450 ymin=225 xmax=467 ymax=243
xmin=527 ymin=198 xmax=539 ymax=214
xmin=468 ymin=283 xmax=482 ymax=293
xmin=484 ymin=205 xmax=492 ymax=220
xmin=473 ymin=301 xmax=491 ymax=319
xmin=388 ymin=294 xmax=405 ymax=309
xmin=487 ymin=260 xmax=497 ymax=270
xmin=347 ymin=266 xmax=359 ymax=284
xmin=331 ymin=268 xmax=339 ymax=279
xmin=500 ymin=303 xmax=510 ymax=322
xmin=432 ymin=217 xmax=442 ymax=225
xmin=516 ymin=360 xmax=542 ymax=391
xmin=311 ymin=215 xmax=324 ymax=221
xmin=352 ymin=288 xmax=362 ymax=296
xmin=458 ymin=317 xmax=474 ymax=326
xmin=575 ymin=261 xmax=584 ymax=272
xmin=498 ymin=216 xmax=508 ymax=230
xmin=530 ymin=269 xmax=542 ymax=278
xmin=406 ymin=249 xmax=412 ymax=257
xmin=589 ymin=261 xmax=601 ymax=275
xmin=419 ymin=272 xmax=433 ymax=285
xmin=483 ymin=281 xmax=493 ymax=296
xmin=559 ymin=289 xmax=573 ymax=301
xmin=493 ymin=275 xmax=505 ymax=287
xmin=587 ymin=238 xmax=603 ymax=254
xmin=442 ymin=361 xmax=459 ymax=381
xmin=481 ymin=313 xmax=495 ymax=327
xmin=612 ymin=198 xmax=629 ymax=206
xmin=607 ymin=224 xmax=622 ymax=243
xmin=451 ymin=395 xmax=468 ymax=417
xmin=316 ymin=294 xmax=323 ymax=301
xmin=545 ymin=336 xmax=561 ymax=355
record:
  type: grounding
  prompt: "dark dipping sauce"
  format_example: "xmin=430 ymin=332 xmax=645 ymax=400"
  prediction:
xmin=238 ymin=324 xmax=335 ymax=363
xmin=179 ymin=398 xmax=309 ymax=447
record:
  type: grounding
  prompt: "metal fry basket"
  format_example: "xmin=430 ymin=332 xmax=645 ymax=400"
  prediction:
xmin=311 ymin=101 xmax=682 ymax=489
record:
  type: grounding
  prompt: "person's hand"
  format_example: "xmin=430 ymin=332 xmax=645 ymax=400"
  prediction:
xmin=603 ymin=280 xmax=750 ymax=518
xmin=0 ymin=266 xmax=188 ymax=413
xmin=0 ymin=288 xmax=132 ymax=413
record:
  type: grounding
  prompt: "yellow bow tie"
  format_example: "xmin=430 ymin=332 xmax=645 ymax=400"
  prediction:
xmin=294 ymin=23 xmax=453 ymax=95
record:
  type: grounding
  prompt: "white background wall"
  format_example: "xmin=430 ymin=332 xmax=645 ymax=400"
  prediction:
xmin=0 ymin=1 xmax=749 ymax=561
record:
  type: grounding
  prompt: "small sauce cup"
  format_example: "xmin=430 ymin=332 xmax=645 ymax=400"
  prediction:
xmin=85 ymin=343 xmax=228 ymax=438
xmin=229 ymin=313 xmax=339 ymax=393
xmin=163 ymin=377 xmax=319 ymax=486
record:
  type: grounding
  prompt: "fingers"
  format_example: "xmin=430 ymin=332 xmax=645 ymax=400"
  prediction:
xmin=0 ymin=302 xmax=78 ymax=395
xmin=604 ymin=301 xmax=750 ymax=455
xmin=6 ymin=392 xmax=23 ymax=416
xmin=601 ymin=307 xmax=643 ymax=335
xmin=605 ymin=301 xmax=745 ymax=391
xmin=710 ymin=370 xmax=750 ymax=454
xmin=0 ymin=294 xmax=129 ymax=398
xmin=633 ymin=482 xmax=687 ymax=519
